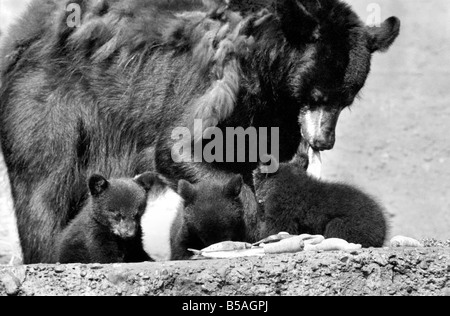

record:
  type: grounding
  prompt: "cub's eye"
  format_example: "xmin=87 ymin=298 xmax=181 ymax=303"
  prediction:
xmin=113 ymin=213 xmax=122 ymax=221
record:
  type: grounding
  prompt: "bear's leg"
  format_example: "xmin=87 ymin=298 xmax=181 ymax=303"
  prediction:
xmin=10 ymin=165 xmax=80 ymax=264
xmin=323 ymin=218 xmax=350 ymax=241
xmin=13 ymin=187 xmax=58 ymax=263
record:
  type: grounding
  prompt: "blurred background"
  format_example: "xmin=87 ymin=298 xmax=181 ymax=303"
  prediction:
xmin=0 ymin=0 xmax=449 ymax=263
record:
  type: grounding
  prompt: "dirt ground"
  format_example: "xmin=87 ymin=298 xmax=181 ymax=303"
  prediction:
xmin=0 ymin=0 xmax=449 ymax=264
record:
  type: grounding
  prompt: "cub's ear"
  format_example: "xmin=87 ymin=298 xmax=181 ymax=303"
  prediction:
xmin=134 ymin=172 xmax=158 ymax=191
xmin=178 ymin=180 xmax=196 ymax=204
xmin=88 ymin=174 xmax=109 ymax=196
xmin=291 ymin=139 xmax=310 ymax=170
xmin=276 ymin=0 xmax=318 ymax=43
xmin=291 ymin=153 xmax=309 ymax=171
xmin=224 ymin=175 xmax=243 ymax=198
xmin=298 ymin=137 xmax=310 ymax=157
xmin=366 ymin=17 xmax=401 ymax=53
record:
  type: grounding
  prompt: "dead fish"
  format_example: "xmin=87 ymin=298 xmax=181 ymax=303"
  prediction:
xmin=188 ymin=241 xmax=253 ymax=258
xmin=252 ymin=232 xmax=293 ymax=247
xmin=263 ymin=236 xmax=305 ymax=254
xmin=201 ymin=241 xmax=252 ymax=253
xmin=298 ymin=234 xmax=325 ymax=246
xmin=304 ymin=238 xmax=362 ymax=252
xmin=188 ymin=248 xmax=264 ymax=259
xmin=390 ymin=236 xmax=423 ymax=248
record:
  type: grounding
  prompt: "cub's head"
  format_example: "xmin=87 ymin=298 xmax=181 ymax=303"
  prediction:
xmin=88 ymin=172 xmax=155 ymax=239
xmin=177 ymin=175 xmax=246 ymax=247
xmin=253 ymin=149 xmax=310 ymax=198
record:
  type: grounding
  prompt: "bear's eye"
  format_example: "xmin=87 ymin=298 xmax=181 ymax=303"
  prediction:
xmin=310 ymin=88 xmax=328 ymax=104
xmin=113 ymin=213 xmax=122 ymax=221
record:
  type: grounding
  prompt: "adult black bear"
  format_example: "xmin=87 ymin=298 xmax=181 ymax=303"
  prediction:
xmin=56 ymin=173 xmax=152 ymax=264
xmin=0 ymin=0 xmax=400 ymax=263
xmin=253 ymin=145 xmax=388 ymax=248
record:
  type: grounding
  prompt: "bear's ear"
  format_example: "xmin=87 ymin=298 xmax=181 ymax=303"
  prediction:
xmin=178 ymin=180 xmax=196 ymax=204
xmin=366 ymin=17 xmax=400 ymax=53
xmin=224 ymin=175 xmax=243 ymax=198
xmin=276 ymin=0 xmax=319 ymax=43
xmin=88 ymin=174 xmax=109 ymax=196
xmin=134 ymin=172 xmax=158 ymax=191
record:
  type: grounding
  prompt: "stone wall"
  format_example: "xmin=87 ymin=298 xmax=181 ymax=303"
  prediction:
xmin=1 ymin=248 xmax=449 ymax=296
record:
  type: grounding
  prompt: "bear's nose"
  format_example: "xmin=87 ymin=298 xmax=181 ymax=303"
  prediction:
xmin=311 ymin=132 xmax=335 ymax=151
xmin=116 ymin=221 xmax=136 ymax=239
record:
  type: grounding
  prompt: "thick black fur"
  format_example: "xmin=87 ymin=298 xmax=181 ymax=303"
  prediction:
xmin=0 ymin=0 xmax=399 ymax=263
xmin=171 ymin=175 xmax=246 ymax=260
xmin=56 ymin=173 xmax=152 ymax=264
xmin=253 ymin=149 xmax=388 ymax=248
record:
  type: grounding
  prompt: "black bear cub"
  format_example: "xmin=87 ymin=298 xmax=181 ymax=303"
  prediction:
xmin=253 ymin=144 xmax=388 ymax=248
xmin=174 ymin=175 xmax=247 ymax=260
xmin=141 ymin=174 xmax=246 ymax=261
xmin=56 ymin=173 xmax=153 ymax=264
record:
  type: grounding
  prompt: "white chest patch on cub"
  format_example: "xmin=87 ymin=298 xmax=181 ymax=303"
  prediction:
xmin=141 ymin=188 xmax=183 ymax=261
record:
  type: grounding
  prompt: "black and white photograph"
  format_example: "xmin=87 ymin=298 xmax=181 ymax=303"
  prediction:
xmin=0 ymin=0 xmax=449 ymax=298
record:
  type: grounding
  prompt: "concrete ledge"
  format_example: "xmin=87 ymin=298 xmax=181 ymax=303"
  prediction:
xmin=1 ymin=248 xmax=449 ymax=296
